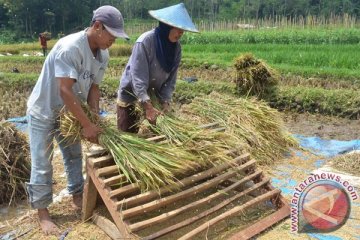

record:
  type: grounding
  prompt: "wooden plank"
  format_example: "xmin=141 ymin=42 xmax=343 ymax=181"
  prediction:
xmin=85 ymin=148 xmax=107 ymax=158
xmin=110 ymin=183 xmax=140 ymax=199
xmin=178 ymin=189 xmax=281 ymax=240
xmin=102 ymin=174 xmax=127 ymax=188
xmin=89 ymin=154 xmax=114 ymax=168
xmin=86 ymin=164 xmax=136 ymax=239
xmin=228 ymin=202 xmax=290 ymax=240
xmin=122 ymin=164 xmax=254 ymax=219
xmin=116 ymin=154 xmax=251 ymax=210
xmin=129 ymin=170 xmax=263 ymax=232
xmin=82 ymin=174 xmax=98 ymax=221
xmin=142 ymin=177 xmax=270 ymax=240
xmin=92 ymin=213 xmax=124 ymax=240
xmin=95 ymin=165 xmax=119 ymax=178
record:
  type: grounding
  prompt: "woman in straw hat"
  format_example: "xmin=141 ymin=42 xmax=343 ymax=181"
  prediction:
xmin=117 ymin=3 xmax=199 ymax=132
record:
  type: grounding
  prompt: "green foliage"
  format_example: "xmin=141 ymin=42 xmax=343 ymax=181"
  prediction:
xmin=265 ymin=86 xmax=360 ymax=119
xmin=181 ymin=28 xmax=360 ymax=45
xmin=174 ymin=80 xmax=236 ymax=103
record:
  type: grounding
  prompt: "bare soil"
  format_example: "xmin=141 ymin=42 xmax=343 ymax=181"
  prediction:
xmin=282 ymin=111 xmax=360 ymax=141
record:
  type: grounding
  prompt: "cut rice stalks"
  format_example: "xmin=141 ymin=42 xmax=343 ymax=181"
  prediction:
xmin=144 ymin=114 xmax=241 ymax=166
xmin=331 ymin=152 xmax=360 ymax=176
xmin=234 ymin=53 xmax=278 ymax=97
xmin=181 ymin=92 xmax=298 ymax=164
xmin=0 ymin=121 xmax=30 ymax=205
xmin=59 ymin=107 xmax=198 ymax=192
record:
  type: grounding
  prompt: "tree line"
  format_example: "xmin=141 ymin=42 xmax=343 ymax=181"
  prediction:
xmin=0 ymin=0 xmax=359 ymax=42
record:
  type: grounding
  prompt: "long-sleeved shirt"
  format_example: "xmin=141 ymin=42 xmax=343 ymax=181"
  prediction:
xmin=117 ymin=29 xmax=181 ymax=104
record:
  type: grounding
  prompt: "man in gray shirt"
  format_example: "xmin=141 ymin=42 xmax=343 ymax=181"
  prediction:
xmin=117 ymin=3 xmax=198 ymax=132
xmin=26 ymin=5 xmax=128 ymax=235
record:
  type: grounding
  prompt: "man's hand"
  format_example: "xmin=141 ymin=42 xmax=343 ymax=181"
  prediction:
xmin=142 ymin=101 xmax=161 ymax=125
xmin=161 ymin=101 xmax=171 ymax=114
xmin=81 ymin=122 xmax=102 ymax=144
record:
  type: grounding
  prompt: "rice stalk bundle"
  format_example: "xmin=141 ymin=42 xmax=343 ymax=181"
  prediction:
xmin=60 ymin=107 xmax=198 ymax=192
xmin=234 ymin=53 xmax=278 ymax=96
xmin=144 ymin=115 xmax=239 ymax=166
xmin=182 ymin=92 xmax=298 ymax=164
xmin=0 ymin=121 xmax=31 ymax=205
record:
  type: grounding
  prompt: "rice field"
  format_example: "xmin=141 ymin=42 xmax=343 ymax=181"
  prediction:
xmin=1 ymin=26 xmax=359 ymax=240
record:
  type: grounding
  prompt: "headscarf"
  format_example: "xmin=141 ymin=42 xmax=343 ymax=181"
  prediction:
xmin=154 ymin=22 xmax=177 ymax=73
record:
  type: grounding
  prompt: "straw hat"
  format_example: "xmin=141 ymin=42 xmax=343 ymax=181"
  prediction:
xmin=149 ymin=3 xmax=199 ymax=33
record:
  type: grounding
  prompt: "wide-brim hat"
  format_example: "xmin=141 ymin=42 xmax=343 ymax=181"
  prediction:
xmin=149 ymin=3 xmax=199 ymax=33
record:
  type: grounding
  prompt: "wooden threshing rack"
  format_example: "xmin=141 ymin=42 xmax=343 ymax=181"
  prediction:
xmin=82 ymin=124 xmax=290 ymax=239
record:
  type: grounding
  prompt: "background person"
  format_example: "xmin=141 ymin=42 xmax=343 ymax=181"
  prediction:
xmin=116 ymin=3 xmax=198 ymax=132
xmin=39 ymin=33 xmax=48 ymax=57
xmin=26 ymin=5 xmax=128 ymax=236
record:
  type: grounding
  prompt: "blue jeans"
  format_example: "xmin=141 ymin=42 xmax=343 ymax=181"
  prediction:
xmin=26 ymin=114 xmax=84 ymax=209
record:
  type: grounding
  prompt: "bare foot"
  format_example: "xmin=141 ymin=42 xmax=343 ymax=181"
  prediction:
xmin=38 ymin=208 xmax=60 ymax=236
xmin=72 ymin=193 xmax=83 ymax=210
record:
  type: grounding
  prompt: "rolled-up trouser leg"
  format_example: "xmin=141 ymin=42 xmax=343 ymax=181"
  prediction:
xmin=26 ymin=115 xmax=55 ymax=209
xmin=117 ymin=105 xmax=140 ymax=133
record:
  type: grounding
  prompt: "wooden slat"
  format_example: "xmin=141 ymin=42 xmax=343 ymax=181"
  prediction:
xmin=143 ymin=177 xmax=270 ymax=240
xmin=228 ymin=200 xmax=290 ymax=240
xmin=102 ymin=175 xmax=127 ymax=188
xmin=85 ymin=148 xmax=107 ymax=158
xmin=92 ymin=213 xmax=123 ymax=240
xmin=82 ymin=175 xmax=98 ymax=221
xmin=178 ymin=189 xmax=281 ymax=240
xmin=110 ymin=183 xmax=140 ymax=199
xmin=89 ymin=154 xmax=114 ymax=168
xmin=85 ymin=164 xmax=135 ymax=239
xmin=122 ymin=163 xmax=255 ymax=219
xmin=130 ymin=170 xmax=263 ymax=232
xmin=95 ymin=165 xmax=119 ymax=178
xmin=116 ymin=153 xmax=251 ymax=210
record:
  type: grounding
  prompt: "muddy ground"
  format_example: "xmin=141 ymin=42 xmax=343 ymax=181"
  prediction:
xmin=0 ymin=111 xmax=359 ymax=240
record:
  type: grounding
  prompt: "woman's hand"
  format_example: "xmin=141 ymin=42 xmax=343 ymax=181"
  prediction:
xmin=143 ymin=101 xmax=161 ymax=125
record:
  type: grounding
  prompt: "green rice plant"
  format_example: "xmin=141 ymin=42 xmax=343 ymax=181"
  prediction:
xmin=60 ymin=106 xmax=198 ymax=192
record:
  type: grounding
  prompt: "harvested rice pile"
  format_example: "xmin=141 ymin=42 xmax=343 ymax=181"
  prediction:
xmin=181 ymin=92 xmax=298 ymax=164
xmin=234 ymin=53 xmax=278 ymax=96
xmin=331 ymin=152 xmax=360 ymax=176
xmin=0 ymin=121 xmax=31 ymax=204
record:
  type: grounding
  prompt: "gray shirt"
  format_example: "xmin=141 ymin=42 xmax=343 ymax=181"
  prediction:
xmin=27 ymin=30 xmax=109 ymax=120
xmin=117 ymin=29 xmax=181 ymax=103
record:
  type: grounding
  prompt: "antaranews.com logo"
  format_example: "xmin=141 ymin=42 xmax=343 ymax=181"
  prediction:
xmin=291 ymin=172 xmax=358 ymax=233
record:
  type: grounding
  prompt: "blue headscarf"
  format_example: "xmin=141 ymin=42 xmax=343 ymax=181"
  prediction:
xmin=154 ymin=22 xmax=177 ymax=73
